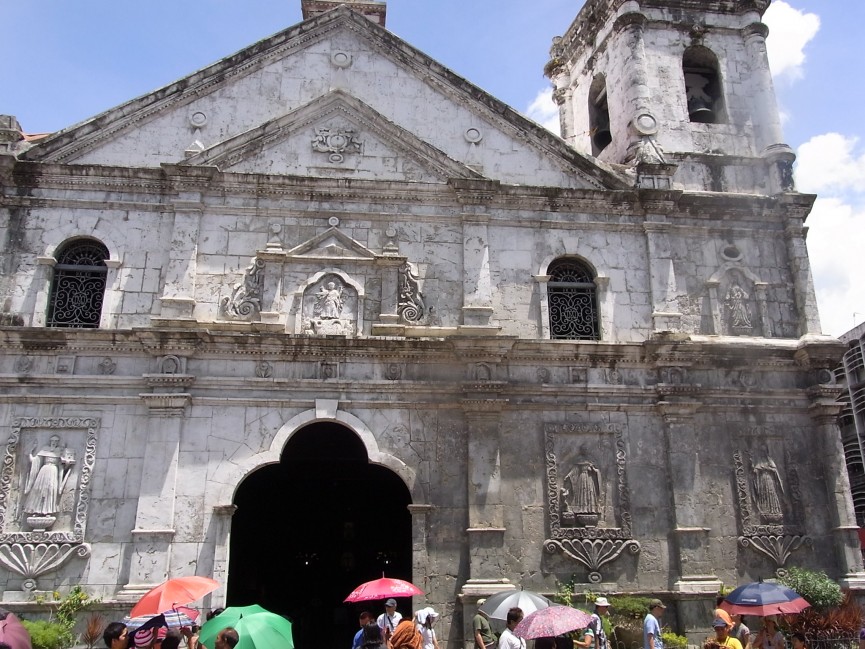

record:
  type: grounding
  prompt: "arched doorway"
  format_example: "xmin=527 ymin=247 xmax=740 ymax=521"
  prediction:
xmin=227 ymin=422 xmax=412 ymax=649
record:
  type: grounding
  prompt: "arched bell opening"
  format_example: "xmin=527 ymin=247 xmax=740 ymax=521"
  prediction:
xmin=227 ymin=422 xmax=412 ymax=649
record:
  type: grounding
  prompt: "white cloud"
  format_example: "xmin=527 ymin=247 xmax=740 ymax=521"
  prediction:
xmin=796 ymin=133 xmax=865 ymax=195
xmin=796 ymin=133 xmax=865 ymax=336
xmin=763 ymin=1 xmax=820 ymax=80
xmin=525 ymin=88 xmax=561 ymax=135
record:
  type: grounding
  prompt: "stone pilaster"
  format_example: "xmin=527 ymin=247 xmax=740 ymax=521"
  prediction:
xmin=657 ymin=401 xmax=722 ymax=595
xmin=121 ymin=388 xmax=191 ymax=595
xmin=462 ymin=397 xmax=506 ymax=583
xmin=809 ymin=389 xmax=865 ymax=587
xmin=461 ymin=214 xmax=494 ymax=328
xmin=257 ymin=246 xmax=287 ymax=325
xmin=408 ymin=504 xmax=432 ymax=607
xmin=32 ymin=257 xmax=56 ymax=327
xmin=210 ymin=504 xmax=237 ymax=609
xmin=613 ymin=11 xmax=653 ymax=158
xmin=99 ymin=259 xmax=123 ymax=329
xmin=742 ymin=22 xmax=786 ymax=153
xmin=644 ymin=219 xmax=683 ymax=333
xmin=783 ymin=202 xmax=823 ymax=335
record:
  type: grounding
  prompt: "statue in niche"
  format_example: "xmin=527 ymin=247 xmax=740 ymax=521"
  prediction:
xmin=725 ymin=285 xmax=753 ymax=329
xmin=315 ymin=281 xmax=345 ymax=319
xmin=22 ymin=435 xmax=76 ymax=523
xmin=562 ymin=445 xmax=602 ymax=527
xmin=752 ymin=452 xmax=784 ymax=524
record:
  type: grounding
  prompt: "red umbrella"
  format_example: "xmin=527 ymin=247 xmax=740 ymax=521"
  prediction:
xmin=0 ymin=610 xmax=32 ymax=649
xmin=130 ymin=577 xmax=220 ymax=618
xmin=344 ymin=576 xmax=423 ymax=602
xmin=514 ymin=605 xmax=593 ymax=639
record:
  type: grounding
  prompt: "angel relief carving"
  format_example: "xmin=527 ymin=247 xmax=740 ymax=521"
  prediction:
xmin=301 ymin=274 xmax=358 ymax=337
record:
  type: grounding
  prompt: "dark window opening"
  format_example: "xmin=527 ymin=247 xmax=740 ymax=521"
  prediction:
xmin=683 ymin=46 xmax=726 ymax=124
xmin=47 ymin=239 xmax=109 ymax=328
xmin=548 ymin=258 xmax=600 ymax=340
xmin=589 ymin=76 xmax=611 ymax=155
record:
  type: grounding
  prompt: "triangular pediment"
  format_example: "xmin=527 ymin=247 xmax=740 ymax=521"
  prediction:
xmin=287 ymin=226 xmax=378 ymax=261
xmin=182 ymin=90 xmax=484 ymax=182
xmin=22 ymin=6 xmax=630 ymax=190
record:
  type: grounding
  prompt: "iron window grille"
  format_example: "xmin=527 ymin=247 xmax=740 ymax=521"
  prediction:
xmin=46 ymin=240 xmax=109 ymax=328
xmin=548 ymin=259 xmax=599 ymax=340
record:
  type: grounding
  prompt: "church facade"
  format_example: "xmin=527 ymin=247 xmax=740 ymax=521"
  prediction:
xmin=0 ymin=0 xmax=861 ymax=645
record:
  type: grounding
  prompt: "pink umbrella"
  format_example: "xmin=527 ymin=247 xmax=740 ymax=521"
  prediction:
xmin=344 ymin=576 xmax=423 ymax=603
xmin=514 ymin=605 xmax=593 ymax=639
xmin=0 ymin=610 xmax=32 ymax=649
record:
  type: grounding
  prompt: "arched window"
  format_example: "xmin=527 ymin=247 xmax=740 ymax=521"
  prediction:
xmin=683 ymin=46 xmax=726 ymax=124
xmin=46 ymin=239 xmax=110 ymax=328
xmin=588 ymin=75 xmax=611 ymax=156
xmin=547 ymin=258 xmax=599 ymax=340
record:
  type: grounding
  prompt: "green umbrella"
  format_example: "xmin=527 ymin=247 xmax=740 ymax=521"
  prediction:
xmin=198 ymin=605 xmax=269 ymax=649
xmin=232 ymin=612 xmax=294 ymax=649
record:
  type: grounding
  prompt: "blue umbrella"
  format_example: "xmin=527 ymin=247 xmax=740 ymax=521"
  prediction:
xmin=720 ymin=581 xmax=810 ymax=616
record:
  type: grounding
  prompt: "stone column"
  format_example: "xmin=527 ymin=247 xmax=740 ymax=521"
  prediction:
xmin=461 ymin=214 xmax=494 ymax=328
xmin=782 ymin=207 xmax=823 ymax=335
xmin=462 ymin=399 xmax=509 ymax=584
xmin=658 ymin=401 xmax=721 ymax=590
xmin=612 ymin=10 xmax=654 ymax=158
xmin=809 ymin=390 xmax=865 ymax=587
xmin=742 ymin=22 xmax=786 ymax=153
xmin=658 ymin=400 xmax=721 ymax=645
xmin=121 ymin=390 xmax=191 ymax=597
xmin=408 ymin=504 xmax=433 ymax=609
xmin=99 ymin=259 xmax=123 ymax=329
xmin=644 ymin=219 xmax=683 ymax=333
xmin=210 ymin=504 xmax=237 ymax=609
xmin=32 ymin=257 xmax=56 ymax=327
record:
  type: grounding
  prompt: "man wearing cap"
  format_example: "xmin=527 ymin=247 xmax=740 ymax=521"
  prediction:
xmin=643 ymin=599 xmax=666 ymax=649
xmin=377 ymin=599 xmax=403 ymax=642
xmin=473 ymin=600 xmax=496 ymax=649
xmin=587 ymin=597 xmax=610 ymax=649
xmin=712 ymin=618 xmax=744 ymax=649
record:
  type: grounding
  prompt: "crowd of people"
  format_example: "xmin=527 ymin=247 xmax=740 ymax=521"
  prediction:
xmin=102 ymin=608 xmax=236 ymax=649
xmin=351 ymin=599 xmax=441 ymax=649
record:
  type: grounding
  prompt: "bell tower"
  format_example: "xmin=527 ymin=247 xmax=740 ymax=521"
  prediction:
xmin=301 ymin=0 xmax=386 ymax=27
xmin=547 ymin=0 xmax=794 ymax=195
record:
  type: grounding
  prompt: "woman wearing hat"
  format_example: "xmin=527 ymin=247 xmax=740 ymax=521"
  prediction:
xmin=754 ymin=617 xmax=784 ymax=649
xmin=415 ymin=607 xmax=440 ymax=649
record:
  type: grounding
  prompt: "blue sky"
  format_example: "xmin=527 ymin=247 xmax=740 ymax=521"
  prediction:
xmin=2 ymin=1 xmax=862 ymax=336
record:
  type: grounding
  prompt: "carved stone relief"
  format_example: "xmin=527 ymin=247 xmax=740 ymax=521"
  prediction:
xmin=98 ymin=357 xmax=116 ymax=375
xmin=255 ymin=361 xmax=273 ymax=379
xmin=734 ymin=440 xmax=809 ymax=575
xmin=725 ymin=284 xmax=753 ymax=333
xmin=311 ymin=126 xmax=363 ymax=163
xmin=301 ymin=274 xmax=358 ymax=337
xmin=543 ymin=423 xmax=640 ymax=582
xmin=398 ymin=262 xmax=426 ymax=324
xmin=219 ymin=257 xmax=265 ymax=321
xmin=385 ymin=364 xmax=402 ymax=381
xmin=0 ymin=418 xmax=96 ymax=590
xmin=14 ymin=357 xmax=32 ymax=374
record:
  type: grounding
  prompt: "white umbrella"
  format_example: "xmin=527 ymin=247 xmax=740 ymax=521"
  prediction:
xmin=479 ymin=590 xmax=552 ymax=621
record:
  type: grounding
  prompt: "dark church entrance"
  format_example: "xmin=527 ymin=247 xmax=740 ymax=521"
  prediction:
xmin=227 ymin=422 xmax=413 ymax=649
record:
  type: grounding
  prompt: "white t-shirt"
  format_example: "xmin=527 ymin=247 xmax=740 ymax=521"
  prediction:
xmin=498 ymin=628 xmax=526 ymax=649
xmin=417 ymin=625 xmax=437 ymax=649
xmin=377 ymin=612 xmax=403 ymax=635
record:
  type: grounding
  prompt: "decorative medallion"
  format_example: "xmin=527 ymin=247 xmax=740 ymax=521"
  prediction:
xmin=98 ymin=357 xmax=116 ymax=375
xmin=312 ymin=127 xmax=362 ymax=163
xmin=255 ymin=361 xmax=273 ymax=379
